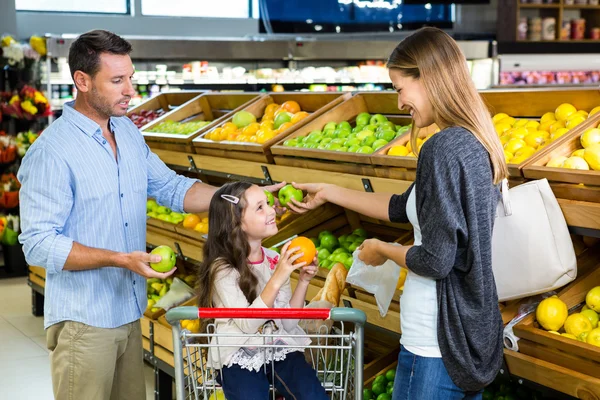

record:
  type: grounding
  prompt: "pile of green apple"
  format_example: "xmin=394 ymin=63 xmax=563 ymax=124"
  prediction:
xmin=282 ymin=113 xmax=411 ymax=154
xmin=314 ymin=228 xmax=368 ymax=270
xmin=146 ymin=199 xmax=185 ymax=225
xmin=364 ymin=368 xmax=395 ymax=400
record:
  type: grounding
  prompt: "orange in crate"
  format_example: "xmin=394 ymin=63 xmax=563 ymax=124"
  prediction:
xmin=288 ymin=236 xmax=317 ymax=265
xmin=182 ymin=214 xmax=201 ymax=229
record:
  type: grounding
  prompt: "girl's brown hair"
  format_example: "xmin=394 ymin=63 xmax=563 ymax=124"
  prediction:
xmin=387 ymin=27 xmax=508 ymax=184
xmin=195 ymin=182 xmax=258 ymax=333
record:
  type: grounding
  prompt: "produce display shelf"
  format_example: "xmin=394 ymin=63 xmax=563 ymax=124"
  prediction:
xmin=127 ymin=91 xmax=204 ymax=131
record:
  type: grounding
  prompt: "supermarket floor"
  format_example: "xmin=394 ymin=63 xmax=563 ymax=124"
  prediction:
xmin=0 ymin=277 xmax=157 ymax=400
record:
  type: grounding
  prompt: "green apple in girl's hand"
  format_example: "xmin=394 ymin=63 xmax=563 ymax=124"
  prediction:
xmin=264 ymin=190 xmax=275 ymax=207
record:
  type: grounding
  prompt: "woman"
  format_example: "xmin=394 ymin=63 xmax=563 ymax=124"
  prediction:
xmin=289 ymin=27 xmax=506 ymax=399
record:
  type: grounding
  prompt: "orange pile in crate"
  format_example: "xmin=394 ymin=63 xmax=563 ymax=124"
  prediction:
xmin=496 ymin=104 xmax=599 ymax=165
xmin=204 ymin=101 xmax=309 ymax=144
xmin=183 ymin=214 xmax=209 ymax=234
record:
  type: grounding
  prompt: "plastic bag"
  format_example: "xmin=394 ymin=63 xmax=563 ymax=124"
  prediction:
xmin=346 ymin=247 xmax=401 ymax=317
xmin=154 ymin=277 xmax=195 ymax=311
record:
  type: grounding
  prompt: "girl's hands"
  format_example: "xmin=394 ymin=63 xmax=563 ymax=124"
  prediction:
xmin=272 ymin=241 xmax=307 ymax=285
xmin=298 ymin=255 xmax=318 ymax=283
xmin=358 ymin=238 xmax=388 ymax=267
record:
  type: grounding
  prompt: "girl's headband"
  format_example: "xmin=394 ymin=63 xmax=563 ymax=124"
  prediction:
xmin=221 ymin=194 xmax=240 ymax=205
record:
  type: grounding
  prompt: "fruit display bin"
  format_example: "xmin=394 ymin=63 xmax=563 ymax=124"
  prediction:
xmin=127 ymin=91 xmax=204 ymax=130
xmin=142 ymin=92 xmax=263 ymax=153
xmin=192 ymin=92 xmax=351 ymax=164
xmin=511 ymin=246 xmax=600 ymax=392
xmin=523 ymin=113 xmax=600 ymax=188
xmin=270 ymin=92 xmax=415 ymax=178
xmin=371 ymin=88 xmax=600 ymax=179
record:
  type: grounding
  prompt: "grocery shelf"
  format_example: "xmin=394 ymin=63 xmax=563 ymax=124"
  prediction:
xmin=518 ymin=3 xmax=561 ymax=7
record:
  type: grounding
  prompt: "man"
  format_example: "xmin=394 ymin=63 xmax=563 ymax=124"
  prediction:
xmin=18 ymin=30 xmax=281 ymax=400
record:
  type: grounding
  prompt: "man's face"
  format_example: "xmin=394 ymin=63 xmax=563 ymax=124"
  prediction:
xmin=88 ymin=53 xmax=135 ymax=119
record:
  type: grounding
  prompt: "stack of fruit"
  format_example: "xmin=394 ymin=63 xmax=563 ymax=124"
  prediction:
xmin=363 ymin=368 xmax=395 ymax=400
xmin=146 ymin=199 xmax=185 ymax=225
xmin=282 ymin=113 xmax=411 ymax=154
xmin=314 ymin=228 xmax=368 ymax=270
xmin=129 ymin=109 xmax=166 ymax=129
xmin=147 ymin=120 xmax=212 ymax=135
xmin=494 ymin=104 xmax=599 ymax=165
xmin=386 ymin=130 xmax=439 ymax=158
xmin=546 ymin=127 xmax=600 ymax=170
xmin=535 ymin=286 xmax=600 ymax=346
xmin=182 ymin=213 xmax=210 ymax=234
xmin=204 ymin=101 xmax=309 ymax=144
xmin=146 ymin=274 xmax=196 ymax=314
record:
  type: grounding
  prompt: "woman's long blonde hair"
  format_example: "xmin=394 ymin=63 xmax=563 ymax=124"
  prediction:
xmin=387 ymin=27 xmax=508 ymax=184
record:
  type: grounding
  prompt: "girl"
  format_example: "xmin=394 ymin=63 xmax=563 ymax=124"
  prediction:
xmin=289 ymin=27 xmax=506 ymax=399
xmin=195 ymin=181 xmax=329 ymax=400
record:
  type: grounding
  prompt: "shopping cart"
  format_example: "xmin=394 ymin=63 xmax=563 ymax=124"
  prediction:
xmin=165 ymin=307 xmax=366 ymax=400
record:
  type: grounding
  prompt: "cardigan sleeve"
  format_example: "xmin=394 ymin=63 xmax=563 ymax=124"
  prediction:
xmin=405 ymin=144 xmax=467 ymax=280
xmin=388 ymin=183 xmax=415 ymax=223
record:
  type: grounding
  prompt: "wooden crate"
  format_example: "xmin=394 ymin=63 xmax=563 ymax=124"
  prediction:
xmin=523 ymin=112 xmax=600 ymax=187
xmin=271 ymin=92 xmax=416 ymax=178
xmin=193 ymin=92 xmax=350 ymax=164
xmin=512 ymin=247 xmax=600 ymax=381
xmin=28 ymin=265 xmax=46 ymax=289
xmin=143 ymin=92 xmax=262 ymax=153
xmin=371 ymin=88 xmax=600 ymax=178
xmin=127 ymin=91 xmax=204 ymax=130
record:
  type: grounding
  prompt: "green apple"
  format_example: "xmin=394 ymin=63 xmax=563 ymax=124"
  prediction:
xmin=356 ymin=112 xmax=371 ymax=126
xmin=147 ymin=199 xmax=158 ymax=212
xmin=372 ymin=139 xmax=389 ymax=150
xmin=320 ymin=138 xmax=332 ymax=145
xmin=317 ymin=248 xmax=331 ymax=260
xmin=320 ymin=233 xmax=339 ymax=252
xmin=326 ymin=254 xmax=336 ymax=262
xmin=356 ymin=130 xmax=375 ymax=141
xmin=338 ymin=234 xmax=348 ymax=244
xmin=326 ymin=143 xmax=342 ymax=151
xmin=338 ymin=121 xmax=352 ymax=131
xmin=317 ymin=144 xmax=328 ymax=150
xmin=379 ymin=121 xmax=396 ymax=131
xmin=264 ymin=190 xmax=275 ymax=207
xmin=348 ymin=242 xmax=360 ymax=252
xmin=333 ymin=252 xmax=349 ymax=263
xmin=157 ymin=214 xmax=170 ymax=222
xmin=335 ymin=146 xmax=348 ymax=152
xmin=377 ymin=130 xmax=396 ymax=142
xmin=345 ymin=138 xmax=362 ymax=147
xmin=397 ymin=125 xmax=411 ymax=134
xmin=348 ymin=145 xmax=361 ymax=153
xmin=306 ymin=134 xmax=323 ymax=144
xmin=296 ymin=136 xmax=306 ymax=143
xmin=336 ymin=129 xmax=351 ymax=139
xmin=147 ymin=211 xmax=159 ymax=219
xmin=333 ymin=248 xmax=346 ymax=255
xmin=318 ymin=231 xmax=333 ymax=241
xmin=353 ymin=228 xmax=368 ymax=238
xmin=274 ymin=111 xmax=293 ymax=129
xmin=357 ymin=146 xmax=374 ymax=154
xmin=352 ymin=125 xmax=365 ymax=134
xmin=278 ymin=184 xmax=303 ymax=207
xmin=343 ymin=256 xmax=353 ymax=270
xmin=156 ymin=206 xmax=171 ymax=215
xmin=309 ymin=237 xmax=320 ymax=247
xmin=296 ymin=143 xmax=305 ymax=148
xmin=232 ymin=111 xmax=257 ymax=128
xmin=324 ymin=130 xmax=337 ymax=138
xmin=284 ymin=139 xmax=298 ymax=147
xmin=323 ymin=122 xmax=337 ymax=131
xmin=361 ymin=136 xmax=377 ymax=147
xmin=150 ymin=245 xmax=177 ymax=273
xmin=331 ymin=138 xmax=345 ymax=145
xmin=370 ymin=114 xmax=388 ymax=125
xmin=320 ymin=259 xmax=333 ymax=269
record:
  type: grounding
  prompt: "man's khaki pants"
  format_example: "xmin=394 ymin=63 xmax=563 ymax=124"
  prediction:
xmin=46 ymin=320 xmax=146 ymax=400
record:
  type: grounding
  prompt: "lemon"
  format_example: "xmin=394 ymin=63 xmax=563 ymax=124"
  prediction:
xmin=567 ymin=115 xmax=586 ymax=129
xmin=536 ymin=296 xmax=568 ymax=331
xmin=510 ymin=146 xmax=537 ymax=164
xmin=583 ymin=304 xmax=591 ymax=312
xmin=579 ymin=331 xmax=589 ymax=342
xmin=510 ymin=127 xmax=529 ymax=140
xmin=564 ymin=313 xmax=593 ymax=337
xmin=548 ymin=330 xmax=561 ymax=335
xmin=499 ymin=116 xmax=517 ymax=126
xmin=561 ymin=333 xmax=578 ymax=340
xmin=563 ymin=156 xmax=590 ymax=170
xmin=492 ymin=113 xmax=510 ymax=124
xmin=388 ymin=145 xmax=409 ymax=157
xmin=590 ymin=106 xmax=600 ymax=117
xmin=526 ymin=120 xmax=541 ymax=129
xmin=587 ymin=286 xmax=600 ymax=312
xmin=495 ymin=122 xmax=512 ymax=135
xmin=581 ymin=128 xmax=600 ymax=149
xmin=578 ymin=110 xmax=590 ymax=118
xmin=504 ymin=138 xmax=527 ymax=154
xmin=587 ymin=327 xmax=600 ymax=347
xmin=504 ymin=150 xmax=514 ymax=162
xmin=572 ymin=149 xmax=586 ymax=158
xmin=584 ymin=144 xmax=600 ymax=171
xmin=546 ymin=156 xmax=568 ymax=168
xmin=524 ymin=132 xmax=547 ymax=149
xmin=538 ymin=120 xmax=555 ymax=133
xmin=581 ymin=309 xmax=599 ymax=328
xmin=500 ymin=134 xmax=511 ymax=145
xmin=555 ymin=103 xmax=577 ymax=121
xmin=549 ymin=120 xmax=566 ymax=133
xmin=541 ymin=112 xmax=557 ymax=124
xmin=514 ymin=119 xmax=529 ymax=128
xmin=551 ymin=128 xmax=570 ymax=141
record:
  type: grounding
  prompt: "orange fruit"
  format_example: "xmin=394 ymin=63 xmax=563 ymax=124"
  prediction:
xmin=281 ymin=101 xmax=301 ymax=114
xmin=249 ymin=135 xmax=258 ymax=143
xmin=226 ymin=131 xmax=239 ymax=141
xmin=276 ymin=122 xmax=294 ymax=134
xmin=183 ymin=214 xmax=201 ymax=229
xmin=260 ymin=120 xmax=274 ymax=130
xmin=290 ymin=111 xmax=310 ymax=124
xmin=243 ymin=123 xmax=260 ymax=136
xmin=288 ymin=236 xmax=317 ymax=265
xmin=264 ymin=103 xmax=280 ymax=120
xmin=223 ymin=122 xmax=238 ymax=131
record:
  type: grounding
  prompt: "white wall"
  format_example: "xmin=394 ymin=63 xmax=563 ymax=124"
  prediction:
xmin=1 ymin=0 xmax=18 ymax=36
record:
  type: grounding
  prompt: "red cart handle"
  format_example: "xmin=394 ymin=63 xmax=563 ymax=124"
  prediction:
xmin=198 ymin=308 xmax=331 ymax=320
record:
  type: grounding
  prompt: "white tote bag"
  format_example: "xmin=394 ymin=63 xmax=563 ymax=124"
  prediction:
xmin=492 ymin=178 xmax=577 ymax=301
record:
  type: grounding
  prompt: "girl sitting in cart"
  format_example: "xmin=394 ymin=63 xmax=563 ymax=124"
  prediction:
xmin=195 ymin=181 xmax=329 ymax=400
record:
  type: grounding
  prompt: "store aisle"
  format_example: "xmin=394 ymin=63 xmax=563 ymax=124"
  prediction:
xmin=0 ymin=277 xmax=157 ymax=400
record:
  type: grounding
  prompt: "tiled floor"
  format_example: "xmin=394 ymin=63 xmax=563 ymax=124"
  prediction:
xmin=0 ymin=277 xmax=157 ymax=400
